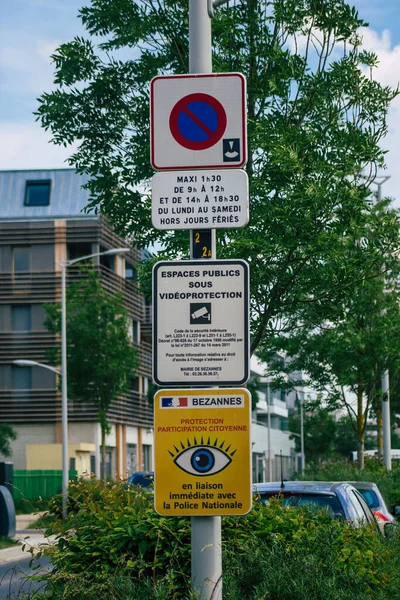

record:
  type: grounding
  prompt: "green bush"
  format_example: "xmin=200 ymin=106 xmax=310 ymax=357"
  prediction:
xmin=223 ymin=529 xmax=400 ymax=600
xmin=223 ymin=498 xmax=400 ymax=599
xmin=27 ymin=479 xmax=400 ymax=600
xmin=302 ymin=458 xmax=400 ymax=509
xmin=44 ymin=479 xmax=192 ymax=598
xmin=31 ymin=574 xmax=198 ymax=600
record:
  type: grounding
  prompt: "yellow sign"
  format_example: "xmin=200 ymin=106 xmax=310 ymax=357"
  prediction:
xmin=154 ymin=388 xmax=252 ymax=516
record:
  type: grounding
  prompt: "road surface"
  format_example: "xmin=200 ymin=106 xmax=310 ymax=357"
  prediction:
xmin=0 ymin=553 xmax=51 ymax=599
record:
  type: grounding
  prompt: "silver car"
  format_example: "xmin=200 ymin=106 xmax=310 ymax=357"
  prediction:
xmin=346 ymin=481 xmax=395 ymax=526
xmin=253 ymin=481 xmax=379 ymax=530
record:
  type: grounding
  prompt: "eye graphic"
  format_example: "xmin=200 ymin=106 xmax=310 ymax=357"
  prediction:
xmin=168 ymin=437 xmax=237 ymax=476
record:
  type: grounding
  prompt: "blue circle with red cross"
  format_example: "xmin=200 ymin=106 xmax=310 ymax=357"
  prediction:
xmin=169 ymin=93 xmax=227 ymax=151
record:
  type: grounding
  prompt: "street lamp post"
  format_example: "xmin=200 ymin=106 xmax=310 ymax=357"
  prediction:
xmin=300 ymin=396 xmax=305 ymax=476
xmin=294 ymin=391 xmax=305 ymax=475
xmin=361 ymin=174 xmax=392 ymax=470
xmin=13 ymin=359 xmax=61 ymax=376
xmin=13 ymin=359 xmax=62 ymax=509
xmin=16 ymin=246 xmax=130 ymax=519
xmin=267 ymin=376 xmax=273 ymax=481
xmin=376 ymin=178 xmax=392 ymax=472
xmin=58 ymin=247 xmax=129 ymax=517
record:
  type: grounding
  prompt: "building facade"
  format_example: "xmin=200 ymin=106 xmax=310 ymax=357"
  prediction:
xmin=250 ymin=356 xmax=296 ymax=482
xmin=0 ymin=168 xmax=153 ymax=478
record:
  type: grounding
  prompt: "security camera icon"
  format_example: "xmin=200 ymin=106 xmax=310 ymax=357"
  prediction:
xmin=192 ymin=306 xmax=209 ymax=320
xmin=190 ymin=303 xmax=212 ymax=325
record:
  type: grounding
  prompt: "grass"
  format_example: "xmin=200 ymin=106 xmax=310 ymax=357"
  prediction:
xmin=27 ymin=513 xmax=55 ymax=529
xmin=15 ymin=499 xmax=49 ymax=515
xmin=0 ymin=536 xmax=20 ymax=550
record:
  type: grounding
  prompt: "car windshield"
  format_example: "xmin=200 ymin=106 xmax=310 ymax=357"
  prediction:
xmin=258 ymin=492 xmax=345 ymax=517
xmin=128 ymin=472 xmax=154 ymax=488
xmin=357 ymin=489 xmax=380 ymax=510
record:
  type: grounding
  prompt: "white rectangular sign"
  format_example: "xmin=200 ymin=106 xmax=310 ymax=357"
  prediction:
xmin=151 ymin=169 xmax=249 ymax=230
xmin=153 ymin=260 xmax=249 ymax=386
xmin=150 ymin=73 xmax=247 ymax=170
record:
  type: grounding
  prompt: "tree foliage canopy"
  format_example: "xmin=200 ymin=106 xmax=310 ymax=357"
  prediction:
xmin=44 ymin=269 xmax=139 ymax=436
xmin=0 ymin=424 xmax=17 ymax=458
xmin=289 ymin=400 xmax=337 ymax=463
xmin=36 ymin=0 xmax=400 ymax=357
xmin=269 ymin=239 xmax=400 ymax=467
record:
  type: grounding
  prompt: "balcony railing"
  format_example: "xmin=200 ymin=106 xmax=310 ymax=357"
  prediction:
xmin=0 ymin=266 xmax=144 ymax=321
xmin=0 ymin=389 xmax=154 ymax=427
xmin=0 ymin=331 xmax=57 ymax=365
xmin=0 ymin=390 xmax=60 ymax=422
xmin=0 ymin=272 xmax=58 ymax=304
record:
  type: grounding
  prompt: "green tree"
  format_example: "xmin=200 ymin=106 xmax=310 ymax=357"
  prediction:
xmin=247 ymin=374 xmax=262 ymax=411
xmin=271 ymin=260 xmax=400 ymax=469
xmin=383 ymin=363 xmax=400 ymax=444
xmin=334 ymin=415 xmax=375 ymax=459
xmin=289 ymin=399 xmax=337 ymax=464
xmin=44 ymin=269 xmax=139 ymax=480
xmin=0 ymin=424 xmax=17 ymax=458
xmin=36 ymin=0 xmax=400 ymax=357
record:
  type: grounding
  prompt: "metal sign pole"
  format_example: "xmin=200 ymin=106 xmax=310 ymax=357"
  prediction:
xmin=377 ymin=181 xmax=392 ymax=472
xmin=189 ymin=1 xmax=222 ymax=598
xmin=189 ymin=0 xmax=216 ymax=262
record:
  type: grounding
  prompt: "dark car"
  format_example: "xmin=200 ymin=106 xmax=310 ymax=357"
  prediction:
xmin=253 ymin=481 xmax=379 ymax=530
xmin=127 ymin=471 xmax=154 ymax=490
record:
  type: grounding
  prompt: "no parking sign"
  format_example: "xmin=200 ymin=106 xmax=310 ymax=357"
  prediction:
xmin=150 ymin=73 xmax=247 ymax=171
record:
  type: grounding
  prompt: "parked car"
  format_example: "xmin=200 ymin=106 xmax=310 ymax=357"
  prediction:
xmin=346 ymin=481 xmax=396 ymax=527
xmin=127 ymin=471 xmax=154 ymax=490
xmin=253 ymin=481 xmax=380 ymax=531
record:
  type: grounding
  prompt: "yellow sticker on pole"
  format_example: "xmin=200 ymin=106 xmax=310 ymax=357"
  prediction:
xmin=154 ymin=388 xmax=252 ymax=516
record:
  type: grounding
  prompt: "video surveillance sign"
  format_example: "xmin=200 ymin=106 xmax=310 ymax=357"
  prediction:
xmin=152 ymin=260 xmax=249 ymax=386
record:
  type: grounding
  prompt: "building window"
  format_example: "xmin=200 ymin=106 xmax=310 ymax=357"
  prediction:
xmin=67 ymin=242 xmax=92 ymax=262
xmin=100 ymin=451 xmax=112 ymax=480
xmin=126 ymin=444 xmax=137 ymax=475
xmin=12 ymin=366 xmax=32 ymax=390
xmin=142 ymin=445 xmax=152 ymax=471
xmin=24 ymin=181 xmax=51 ymax=206
xmin=132 ymin=320 xmax=139 ymax=344
xmin=141 ymin=376 xmax=149 ymax=396
xmin=252 ymin=452 xmax=265 ymax=483
xmin=13 ymin=247 xmax=30 ymax=273
xmin=128 ymin=320 xmax=139 ymax=344
xmin=125 ymin=263 xmax=137 ymax=282
xmin=99 ymin=246 xmax=115 ymax=271
xmin=127 ymin=320 xmax=140 ymax=344
xmin=12 ymin=306 xmax=31 ymax=331
xmin=280 ymin=417 xmax=289 ymax=432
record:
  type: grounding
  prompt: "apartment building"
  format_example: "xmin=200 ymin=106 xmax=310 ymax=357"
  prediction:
xmin=250 ymin=356 xmax=296 ymax=482
xmin=0 ymin=168 xmax=153 ymax=478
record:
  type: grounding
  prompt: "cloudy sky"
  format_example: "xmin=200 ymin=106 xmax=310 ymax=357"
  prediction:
xmin=0 ymin=0 xmax=399 ymax=203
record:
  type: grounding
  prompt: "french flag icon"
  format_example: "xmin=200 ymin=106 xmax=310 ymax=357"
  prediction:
xmin=161 ymin=397 xmax=188 ymax=408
